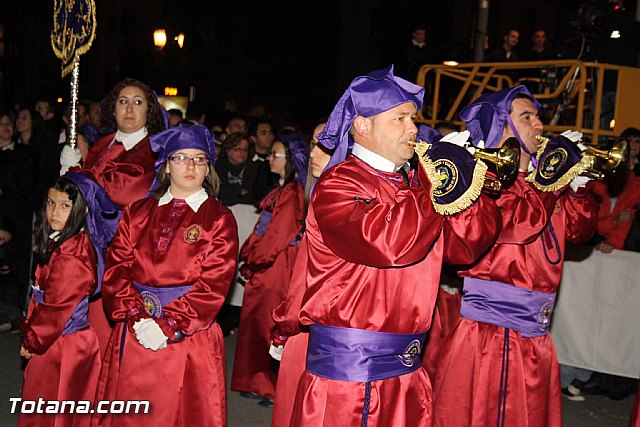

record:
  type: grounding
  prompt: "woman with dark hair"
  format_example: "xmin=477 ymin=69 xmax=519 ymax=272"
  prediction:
xmin=15 ymin=107 xmax=44 ymax=146
xmin=62 ymin=78 xmax=168 ymax=357
xmin=62 ymin=78 xmax=167 ymax=208
xmin=19 ymin=174 xmax=118 ymax=427
xmin=96 ymin=125 xmax=238 ymax=427
xmin=215 ymin=132 xmax=258 ymax=206
xmin=231 ymin=133 xmax=307 ymax=406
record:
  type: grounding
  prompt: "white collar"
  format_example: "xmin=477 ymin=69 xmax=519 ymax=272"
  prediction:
xmin=252 ymin=153 xmax=268 ymax=162
xmin=114 ymin=127 xmax=148 ymax=151
xmin=412 ymin=39 xmax=425 ymax=48
xmin=158 ymin=188 xmax=208 ymax=212
xmin=352 ymin=143 xmax=397 ymax=173
xmin=1 ymin=141 xmax=15 ymax=151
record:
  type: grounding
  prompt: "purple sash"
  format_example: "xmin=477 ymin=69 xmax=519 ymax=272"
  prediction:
xmin=133 ymin=282 xmax=192 ymax=319
xmin=253 ymin=210 xmax=302 ymax=246
xmin=306 ymin=324 xmax=426 ymax=382
xmin=460 ymin=277 xmax=556 ymax=338
xmin=32 ymin=287 xmax=89 ymax=335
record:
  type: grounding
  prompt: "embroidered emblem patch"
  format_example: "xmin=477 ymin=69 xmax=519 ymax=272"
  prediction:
xmin=397 ymin=339 xmax=422 ymax=367
xmin=432 ymin=159 xmax=458 ymax=197
xmin=141 ymin=291 xmax=162 ymax=318
xmin=184 ymin=224 xmax=203 ymax=243
xmin=539 ymin=148 xmax=568 ymax=180
xmin=537 ymin=300 xmax=555 ymax=332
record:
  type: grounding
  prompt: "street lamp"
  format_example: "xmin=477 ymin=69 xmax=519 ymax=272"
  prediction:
xmin=154 ymin=29 xmax=167 ymax=48
xmin=175 ymin=33 xmax=185 ymax=49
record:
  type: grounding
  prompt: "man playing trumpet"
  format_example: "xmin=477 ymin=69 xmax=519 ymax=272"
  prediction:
xmin=433 ymin=85 xmax=599 ymax=427
xmin=289 ymin=65 xmax=501 ymax=426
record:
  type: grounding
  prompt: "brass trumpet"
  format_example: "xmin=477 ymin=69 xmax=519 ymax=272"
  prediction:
xmin=473 ymin=137 xmax=520 ymax=191
xmin=535 ymin=135 xmax=629 ymax=181
xmin=408 ymin=137 xmax=520 ymax=192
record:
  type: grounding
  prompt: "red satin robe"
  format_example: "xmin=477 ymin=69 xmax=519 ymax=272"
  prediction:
xmin=433 ymin=174 xmax=598 ymax=427
xmin=95 ymin=196 xmax=238 ymax=427
xmin=19 ymin=232 xmax=100 ymax=427
xmin=79 ymin=133 xmax=157 ymax=360
xmin=271 ymin=237 xmax=311 ymax=427
xmin=592 ymin=174 xmax=640 ymax=249
xmin=631 ymin=382 xmax=640 ymax=427
xmin=291 ymin=156 xmax=501 ymax=427
xmin=231 ymin=182 xmax=305 ymax=399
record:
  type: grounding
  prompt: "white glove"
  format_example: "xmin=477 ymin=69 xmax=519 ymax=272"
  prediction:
xmin=570 ymin=175 xmax=592 ymax=192
xmin=560 ymin=130 xmax=584 ymax=143
xmin=59 ymin=144 xmax=82 ymax=175
xmin=440 ymin=130 xmax=471 ymax=147
xmin=133 ymin=318 xmax=168 ymax=351
xmin=268 ymin=342 xmax=284 ymax=361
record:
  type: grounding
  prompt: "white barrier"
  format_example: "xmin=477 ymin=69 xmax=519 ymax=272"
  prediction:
xmin=551 ymin=245 xmax=640 ymax=379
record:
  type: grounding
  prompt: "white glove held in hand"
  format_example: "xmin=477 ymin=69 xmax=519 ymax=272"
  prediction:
xmin=570 ymin=175 xmax=592 ymax=192
xmin=269 ymin=342 xmax=284 ymax=361
xmin=133 ymin=318 xmax=168 ymax=351
xmin=59 ymin=144 xmax=82 ymax=175
xmin=560 ymin=130 xmax=584 ymax=143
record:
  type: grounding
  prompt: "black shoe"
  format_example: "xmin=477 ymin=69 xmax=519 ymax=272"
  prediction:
xmin=239 ymin=392 xmax=263 ymax=400
xmin=258 ymin=399 xmax=274 ymax=408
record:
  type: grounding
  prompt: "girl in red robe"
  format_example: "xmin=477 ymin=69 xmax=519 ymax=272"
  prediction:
xmin=19 ymin=173 xmax=119 ymax=427
xmin=96 ymin=125 xmax=238 ymax=427
xmin=231 ymin=133 xmax=307 ymax=404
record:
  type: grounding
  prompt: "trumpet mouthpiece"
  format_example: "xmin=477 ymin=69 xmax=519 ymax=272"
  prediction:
xmin=535 ymin=135 xmax=549 ymax=144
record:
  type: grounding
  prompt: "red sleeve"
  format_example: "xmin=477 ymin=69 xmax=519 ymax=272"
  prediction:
xmin=81 ymin=136 xmax=155 ymax=208
xmin=495 ymin=176 xmax=559 ymax=244
xmin=443 ymin=194 xmax=501 ymax=265
xmin=242 ymin=183 xmax=304 ymax=270
xmin=21 ymin=235 xmax=97 ymax=355
xmin=102 ymin=206 xmax=146 ymax=323
xmin=272 ymin=237 xmax=309 ymax=338
xmin=562 ymin=186 xmax=599 ymax=244
xmin=313 ymin=166 xmax=444 ymax=267
xmin=160 ymin=212 xmax=238 ymax=335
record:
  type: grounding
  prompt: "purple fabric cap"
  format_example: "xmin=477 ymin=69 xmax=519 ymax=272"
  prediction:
xmin=317 ymin=65 xmax=424 ymax=172
xmin=150 ymin=124 xmax=217 ymax=174
xmin=278 ymin=132 xmax=309 ymax=187
xmin=460 ymin=85 xmax=541 ymax=149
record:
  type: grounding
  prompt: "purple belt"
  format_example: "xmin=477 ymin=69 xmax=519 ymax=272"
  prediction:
xmin=460 ymin=278 xmax=556 ymax=338
xmin=254 ymin=210 xmax=301 ymax=246
xmin=133 ymin=282 xmax=191 ymax=319
xmin=32 ymin=287 xmax=89 ymax=335
xmin=306 ymin=324 xmax=426 ymax=382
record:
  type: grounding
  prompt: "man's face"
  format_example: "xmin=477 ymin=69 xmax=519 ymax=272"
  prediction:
xmin=365 ymin=102 xmax=418 ymax=167
xmin=77 ymin=104 xmax=89 ymax=127
xmin=505 ymin=31 xmax=519 ymax=48
xmin=226 ymin=118 xmax=247 ymax=135
xmin=532 ymin=31 xmax=545 ymax=49
xmin=35 ymin=101 xmax=51 ymax=120
xmin=413 ymin=29 xmax=426 ymax=44
xmin=89 ymin=102 xmax=102 ymax=127
xmin=502 ymin=98 xmax=543 ymax=154
xmin=254 ymin=123 xmax=274 ymax=150
xmin=629 ymin=136 xmax=640 ymax=159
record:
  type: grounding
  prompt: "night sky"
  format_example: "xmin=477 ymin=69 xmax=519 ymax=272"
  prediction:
xmin=1 ymin=0 xmax=636 ymax=129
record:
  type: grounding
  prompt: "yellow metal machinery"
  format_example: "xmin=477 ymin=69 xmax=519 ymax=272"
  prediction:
xmin=416 ymin=60 xmax=640 ymax=143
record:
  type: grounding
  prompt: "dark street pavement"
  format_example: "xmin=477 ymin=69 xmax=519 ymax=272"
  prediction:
xmin=0 ymin=330 xmax=635 ymax=426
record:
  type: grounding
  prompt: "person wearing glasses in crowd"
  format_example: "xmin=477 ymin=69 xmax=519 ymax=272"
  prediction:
xmin=231 ymin=132 xmax=307 ymax=407
xmin=95 ymin=125 xmax=238 ymax=427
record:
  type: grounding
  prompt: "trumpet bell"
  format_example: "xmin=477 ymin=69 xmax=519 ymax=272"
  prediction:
xmin=587 ymin=137 xmax=630 ymax=186
xmin=473 ymin=137 xmax=521 ymax=190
